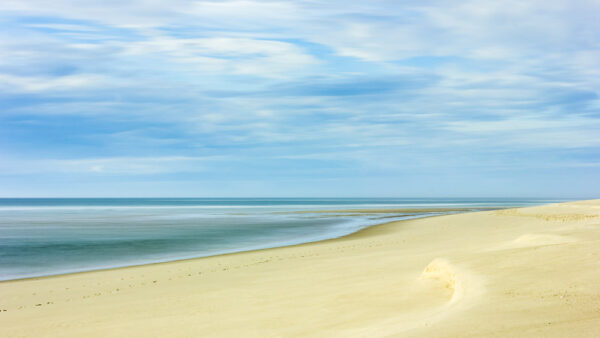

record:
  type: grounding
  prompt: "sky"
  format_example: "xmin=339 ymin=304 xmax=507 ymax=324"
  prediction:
xmin=0 ymin=0 xmax=599 ymax=198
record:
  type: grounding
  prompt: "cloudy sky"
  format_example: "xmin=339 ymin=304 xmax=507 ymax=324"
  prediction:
xmin=1 ymin=0 xmax=599 ymax=197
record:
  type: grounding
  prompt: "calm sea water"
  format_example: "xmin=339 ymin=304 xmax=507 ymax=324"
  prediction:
xmin=0 ymin=198 xmax=563 ymax=281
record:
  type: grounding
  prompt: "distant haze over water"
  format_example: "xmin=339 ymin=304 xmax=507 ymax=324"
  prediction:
xmin=0 ymin=198 xmax=565 ymax=281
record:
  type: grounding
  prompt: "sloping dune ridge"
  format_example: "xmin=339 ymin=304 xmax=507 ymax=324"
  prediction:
xmin=1 ymin=199 xmax=599 ymax=337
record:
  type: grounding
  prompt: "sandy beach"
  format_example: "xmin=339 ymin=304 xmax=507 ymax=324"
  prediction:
xmin=1 ymin=199 xmax=599 ymax=337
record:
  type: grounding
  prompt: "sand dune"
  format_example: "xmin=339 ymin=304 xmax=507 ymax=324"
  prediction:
xmin=421 ymin=259 xmax=466 ymax=305
xmin=1 ymin=199 xmax=599 ymax=337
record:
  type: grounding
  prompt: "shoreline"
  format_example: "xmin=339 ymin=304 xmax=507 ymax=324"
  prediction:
xmin=1 ymin=199 xmax=599 ymax=336
xmin=0 ymin=208 xmax=480 ymax=283
xmin=274 ymin=206 xmax=502 ymax=214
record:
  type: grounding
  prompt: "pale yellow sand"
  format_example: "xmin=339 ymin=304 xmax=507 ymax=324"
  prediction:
xmin=1 ymin=199 xmax=600 ymax=337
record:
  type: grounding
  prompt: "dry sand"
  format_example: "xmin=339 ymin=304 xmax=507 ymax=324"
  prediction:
xmin=1 ymin=199 xmax=599 ymax=337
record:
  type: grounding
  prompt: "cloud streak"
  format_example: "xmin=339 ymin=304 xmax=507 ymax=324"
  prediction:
xmin=0 ymin=0 xmax=598 ymax=197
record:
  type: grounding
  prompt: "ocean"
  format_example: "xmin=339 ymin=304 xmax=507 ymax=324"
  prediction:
xmin=0 ymin=198 xmax=562 ymax=281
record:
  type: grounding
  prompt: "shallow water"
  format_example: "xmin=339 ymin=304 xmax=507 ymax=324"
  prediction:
xmin=0 ymin=198 xmax=562 ymax=280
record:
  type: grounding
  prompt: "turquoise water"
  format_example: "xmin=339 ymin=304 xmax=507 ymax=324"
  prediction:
xmin=0 ymin=198 xmax=563 ymax=281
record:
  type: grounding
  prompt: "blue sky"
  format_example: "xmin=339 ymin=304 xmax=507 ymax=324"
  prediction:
xmin=0 ymin=0 xmax=599 ymax=197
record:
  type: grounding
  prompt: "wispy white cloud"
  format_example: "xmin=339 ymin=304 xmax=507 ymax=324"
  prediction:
xmin=445 ymin=116 xmax=600 ymax=148
xmin=0 ymin=156 xmax=228 ymax=175
xmin=122 ymin=36 xmax=318 ymax=77
xmin=0 ymin=73 xmax=111 ymax=93
xmin=0 ymin=0 xmax=598 ymax=196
